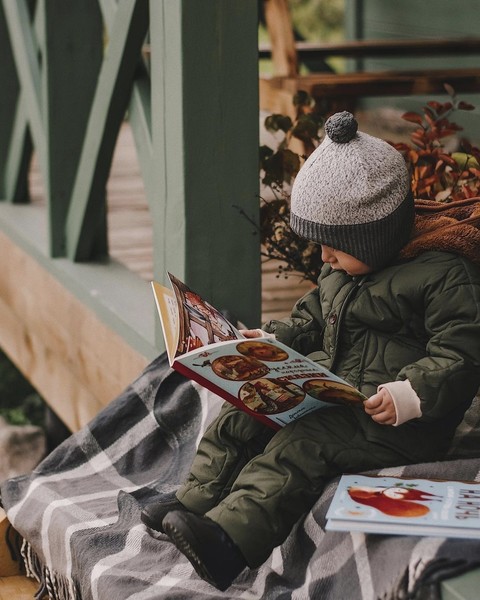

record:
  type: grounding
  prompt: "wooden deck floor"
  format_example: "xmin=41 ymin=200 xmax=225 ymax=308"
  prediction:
xmin=29 ymin=122 xmax=311 ymax=324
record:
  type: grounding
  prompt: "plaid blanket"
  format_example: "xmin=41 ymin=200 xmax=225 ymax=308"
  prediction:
xmin=2 ymin=353 xmax=480 ymax=600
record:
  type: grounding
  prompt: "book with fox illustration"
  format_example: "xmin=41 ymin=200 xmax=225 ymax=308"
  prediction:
xmin=151 ymin=274 xmax=366 ymax=429
xmin=326 ymin=474 xmax=480 ymax=539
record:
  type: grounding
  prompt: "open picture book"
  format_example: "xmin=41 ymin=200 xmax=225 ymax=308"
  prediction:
xmin=151 ymin=273 xmax=366 ymax=429
xmin=326 ymin=474 xmax=480 ymax=539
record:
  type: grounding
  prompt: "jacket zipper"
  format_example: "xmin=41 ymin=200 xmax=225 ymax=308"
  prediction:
xmin=329 ymin=275 xmax=367 ymax=373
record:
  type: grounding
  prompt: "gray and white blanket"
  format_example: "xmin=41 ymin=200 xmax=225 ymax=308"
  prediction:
xmin=2 ymin=353 xmax=480 ymax=600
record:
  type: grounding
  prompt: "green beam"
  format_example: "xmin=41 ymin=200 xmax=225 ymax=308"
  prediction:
xmin=442 ymin=569 xmax=480 ymax=600
xmin=3 ymin=100 xmax=32 ymax=203
xmin=2 ymin=0 xmax=46 ymax=180
xmin=0 ymin=1 xmax=20 ymax=199
xmin=43 ymin=0 xmax=103 ymax=256
xmin=65 ymin=0 xmax=149 ymax=261
xmin=99 ymin=0 xmax=154 ymax=201
xmin=150 ymin=0 xmax=261 ymax=329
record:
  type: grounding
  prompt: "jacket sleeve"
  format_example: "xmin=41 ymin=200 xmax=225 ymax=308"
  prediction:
xmin=262 ymin=286 xmax=326 ymax=356
xmin=398 ymin=257 xmax=480 ymax=422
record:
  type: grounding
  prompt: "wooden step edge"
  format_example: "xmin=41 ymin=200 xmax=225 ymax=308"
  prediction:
xmin=0 ymin=509 xmax=22 ymax=577
xmin=0 ymin=574 xmax=38 ymax=599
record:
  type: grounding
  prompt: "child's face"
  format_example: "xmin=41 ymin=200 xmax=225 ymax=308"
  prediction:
xmin=321 ymin=245 xmax=373 ymax=276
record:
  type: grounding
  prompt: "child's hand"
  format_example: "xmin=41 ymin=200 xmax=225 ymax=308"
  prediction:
xmin=239 ymin=329 xmax=275 ymax=339
xmin=364 ymin=388 xmax=397 ymax=425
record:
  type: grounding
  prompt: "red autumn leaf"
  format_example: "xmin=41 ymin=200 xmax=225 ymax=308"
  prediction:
xmin=461 ymin=186 xmax=478 ymax=198
xmin=458 ymin=101 xmax=475 ymax=111
xmin=410 ymin=134 xmax=426 ymax=149
xmin=402 ymin=112 xmax=423 ymax=125
xmin=423 ymin=175 xmax=438 ymax=186
xmin=438 ymin=153 xmax=458 ymax=167
xmin=415 ymin=165 xmax=430 ymax=178
xmin=437 ymin=129 xmax=459 ymax=139
xmin=426 ymin=101 xmax=443 ymax=112
xmin=424 ymin=113 xmax=436 ymax=129
xmin=436 ymin=102 xmax=453 ymax=116
xmin=393 ymin=142 xmax=411 ymax=153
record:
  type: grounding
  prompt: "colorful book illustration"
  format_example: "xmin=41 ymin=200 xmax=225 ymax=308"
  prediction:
xmin=151 ymin=273 xmax=366 ymax=430
xmin=326 ymin=474 xmax=480 ymax=539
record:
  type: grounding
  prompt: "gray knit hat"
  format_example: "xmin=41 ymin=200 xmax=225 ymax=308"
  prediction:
xmin=290 ymin=111 xmax=414 ymax=269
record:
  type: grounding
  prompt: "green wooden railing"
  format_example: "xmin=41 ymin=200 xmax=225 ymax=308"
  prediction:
xmin=0 ymin=0 xmax=261 ymax=349
xmin=3 ymin=3 xmax=478 ymax=597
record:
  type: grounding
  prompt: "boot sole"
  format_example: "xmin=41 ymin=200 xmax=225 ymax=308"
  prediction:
xmin=140 ymin=500 xmax=186 ymax=533
xmin=162 ymin=514 xmax=230 ymax=591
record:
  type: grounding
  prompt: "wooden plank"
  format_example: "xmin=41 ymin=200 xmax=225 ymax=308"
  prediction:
xmin=0 ymin=509 xmax=21 ymax=577
xmin=261 ymin=259 xmax=314 ymax=323
xmin=0 ymin=230 xmax=149 ymax=431
xmin=263 ymin=0 xmax=298 ymax=77
xmin=0 ymin=576 xmax=37 ymax=600
xmin=310 ymin=68 xmax=480 ymax=97
xmin=261 ymin=68 xmax=480 ymax=104
xmin=127 ymin=74 xmax=154 ymax=202
xmin=259 ymin=37 xmax=480 ymax=61
xmin=106 ymin=121 xmax=153 ymax=281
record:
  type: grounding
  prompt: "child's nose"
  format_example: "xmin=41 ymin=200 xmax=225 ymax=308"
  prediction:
xmin=321 ymin=245 xmax=334 ymax=262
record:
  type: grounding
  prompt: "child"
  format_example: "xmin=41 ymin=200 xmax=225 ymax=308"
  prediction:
xmin=141 ymin=111 xmax=480 ymax=591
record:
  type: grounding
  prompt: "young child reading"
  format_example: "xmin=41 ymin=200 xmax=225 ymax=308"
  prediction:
xmin=141 ymin=111 xmax=480 ymax=591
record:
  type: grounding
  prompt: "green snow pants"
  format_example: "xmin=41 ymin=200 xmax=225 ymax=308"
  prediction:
xmin=175 ymin=402 xmax=414 ymax=568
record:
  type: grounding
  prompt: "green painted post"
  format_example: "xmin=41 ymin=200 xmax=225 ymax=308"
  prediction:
xmin=43 ymin=0 xmax=103 ymax=256
xmin=0 ymin=0 xmax=35 ymax=204
xmin=150 ymin=0 xmax=261 ymax=330
xmin=65 ymin=0 xmax=149 ymax=261
xmin=2 ymin=102 xmax=32 ymax=204
xmin=0 ymin=2 xmax=20 ymax=200
xmin=2 ymin=0 xmax=46 ymax=178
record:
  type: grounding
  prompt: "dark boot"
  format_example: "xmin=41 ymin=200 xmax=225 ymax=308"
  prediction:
xmin=162 ymin=510 xmax=247 ymax=591
xmin=141 ymin=496 xmax=189 ymax=533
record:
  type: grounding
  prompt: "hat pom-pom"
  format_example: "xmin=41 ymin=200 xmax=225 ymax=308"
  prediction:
xmin=325 ymin=111 xmax=358 ymax=143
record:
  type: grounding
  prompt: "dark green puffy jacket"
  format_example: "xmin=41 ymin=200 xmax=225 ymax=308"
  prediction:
xmin=264 ymin=251 xmax=480 ymax=460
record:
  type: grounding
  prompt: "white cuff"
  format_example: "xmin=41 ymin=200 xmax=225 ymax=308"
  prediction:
xmin=378 ymin=380 xmax=422 ymax=426
xmin=239 ymin=328 xmax=276 ymax=339
xmin=258 ymin=329 xmax=276 ymax=339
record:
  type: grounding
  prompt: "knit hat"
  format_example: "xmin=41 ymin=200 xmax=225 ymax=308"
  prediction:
xmin=290 ymin=111 xmax=414 ymax=269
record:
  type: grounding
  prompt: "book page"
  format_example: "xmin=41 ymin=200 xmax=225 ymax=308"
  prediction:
xmin=151 ymin=282 xmax=179 ymax=364
xmin=168 ymin=273 xmax=244 ymax=358
xmin=177 ymin=337 xmax=366 ymax=428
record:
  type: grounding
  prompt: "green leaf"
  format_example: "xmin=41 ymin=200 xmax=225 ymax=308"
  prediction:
xmin=281 ymin=149 xmax=301 ymax=181
xmin=293 ymin=90 xmax=313 ymax=108
xmin=261 ymin=149 xmax=301 ymax=186
xmin=452 ymin=152 xmax=479 ymax=169
xmin=292 ymin=115 xmax=320 ymax=143
xmin=264 ymin=114 xmax=293 ymax=134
